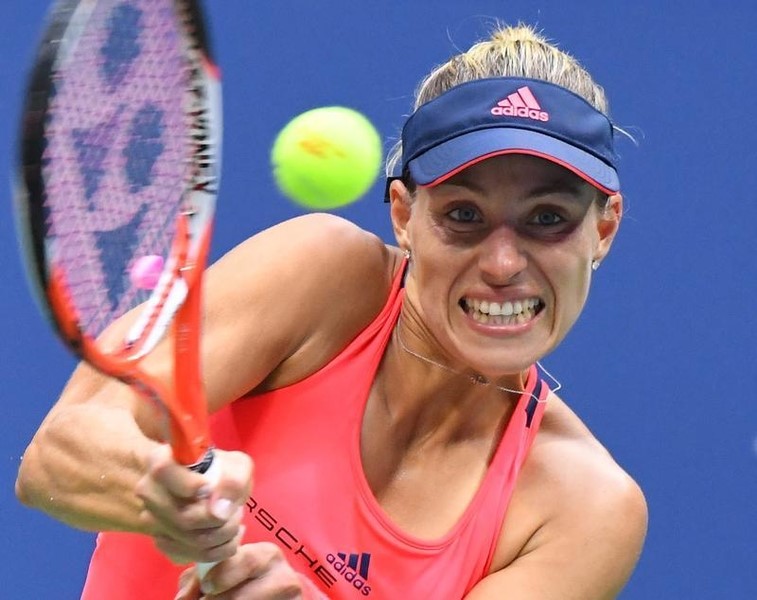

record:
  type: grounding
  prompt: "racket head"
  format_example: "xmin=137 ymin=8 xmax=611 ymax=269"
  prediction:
xmin=15 ymin=0 xmax=222 ymax=464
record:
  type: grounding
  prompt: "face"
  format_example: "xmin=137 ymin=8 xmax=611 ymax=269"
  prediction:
xmin=390 ymin=154 xmax=622 ymax=379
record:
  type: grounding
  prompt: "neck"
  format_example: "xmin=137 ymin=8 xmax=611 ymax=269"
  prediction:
xmin=396 ymin=311 xmax=531 ymax=393
xmin=374 ymin=316 xmax=528 ymax=447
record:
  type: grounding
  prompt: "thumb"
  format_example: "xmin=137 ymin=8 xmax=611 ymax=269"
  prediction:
xmin=205 ymin=450 xmax=254 ymax=519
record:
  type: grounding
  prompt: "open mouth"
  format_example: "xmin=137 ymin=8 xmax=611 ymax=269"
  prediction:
xmin=460 ymin=297 xmax=545 ymax=325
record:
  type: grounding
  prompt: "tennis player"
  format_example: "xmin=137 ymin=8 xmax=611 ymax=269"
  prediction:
xmin=17 ymin=24 xmax=647 ymax=599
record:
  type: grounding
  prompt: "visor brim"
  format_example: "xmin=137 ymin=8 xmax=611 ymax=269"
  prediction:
xmin=408 ymin=128 xmax=620 ymax=195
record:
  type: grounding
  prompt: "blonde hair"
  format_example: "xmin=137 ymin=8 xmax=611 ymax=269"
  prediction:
xmin=386 ymin=23 xmax=611 ymax=178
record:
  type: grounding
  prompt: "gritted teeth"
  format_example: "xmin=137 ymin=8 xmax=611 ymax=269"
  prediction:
xmin=460 ymin=296 xmax=544 ymax=325
xmin=463 ymin=297 xmax=543 ymax=316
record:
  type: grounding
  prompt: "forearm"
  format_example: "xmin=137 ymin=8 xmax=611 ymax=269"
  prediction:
xmin=16 ymin=400 xmax=159 ymax=534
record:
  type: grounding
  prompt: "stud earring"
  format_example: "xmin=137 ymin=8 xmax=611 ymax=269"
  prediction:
xmin=591 ymin=259 xmax=601 ymax=271
xmin=404 ymin=249 xmax=411 ymax=259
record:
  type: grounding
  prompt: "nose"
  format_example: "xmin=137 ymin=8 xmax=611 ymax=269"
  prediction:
xmin=477 ymin=226 xmax=528 ymax=285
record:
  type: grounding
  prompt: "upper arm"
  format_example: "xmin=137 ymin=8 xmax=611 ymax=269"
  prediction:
xmin=49 ymin=212 xmax=395 ymax=417
xmin=466 ymin=465 xmax=647 ymax=600
xmin=198 ymin=213 xmax=396 ymax=406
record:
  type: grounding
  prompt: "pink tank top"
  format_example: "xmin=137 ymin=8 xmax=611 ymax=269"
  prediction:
xmin=81 ymin=262 xmax=548 ymax=599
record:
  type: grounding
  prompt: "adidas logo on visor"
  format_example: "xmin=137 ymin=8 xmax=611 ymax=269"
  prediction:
xmin=491 ymin=86 xmax=549 ymax=122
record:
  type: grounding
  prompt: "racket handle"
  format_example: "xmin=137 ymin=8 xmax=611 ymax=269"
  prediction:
xmin=188 ymin=449 xmax=221 ymax=580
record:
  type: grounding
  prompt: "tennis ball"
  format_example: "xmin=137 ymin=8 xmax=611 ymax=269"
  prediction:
xmin=271 ymin=106 xmax=382 ymax=210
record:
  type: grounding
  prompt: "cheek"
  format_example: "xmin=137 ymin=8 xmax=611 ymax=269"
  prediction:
xmin=545 ymin=238 xmax=594 ymax=325
xmin=405 ymin=239 xmax=470 ymax=331
xmin=409 ymin=252 xmax=457 ymax=314
xmin=563 ymin=266 xmax=592 ymax=314
xmin=407 ymin=220 xmax=459 ymax=296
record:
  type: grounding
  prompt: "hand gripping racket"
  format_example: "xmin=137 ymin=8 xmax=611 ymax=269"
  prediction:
xmin=15 ymin=0 xmax=222 ymax=577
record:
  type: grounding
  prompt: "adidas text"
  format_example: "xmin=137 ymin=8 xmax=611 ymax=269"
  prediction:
xmin=491 ymin=105 xmax=549 ymax=121
xmin=327 ymin=553 xmax=372 ymax=596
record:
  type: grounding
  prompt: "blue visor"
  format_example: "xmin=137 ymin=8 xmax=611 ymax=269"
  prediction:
xmin=389 ymin=77 xmax=619 ymax=197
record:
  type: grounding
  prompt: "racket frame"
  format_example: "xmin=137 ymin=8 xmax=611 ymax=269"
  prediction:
xmin=15 ymin=0 xmax=222 ymax=469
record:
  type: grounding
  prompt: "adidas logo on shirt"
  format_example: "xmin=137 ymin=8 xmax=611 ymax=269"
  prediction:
xmin=491 ymin=86 xmax=550 ymax=121
xmin=326 ymin=551 xmax=372 ymax=596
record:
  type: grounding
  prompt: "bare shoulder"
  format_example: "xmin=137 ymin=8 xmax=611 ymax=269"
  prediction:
xmin=203 ymin=214 xmax=403 ymax=399
xmin=529 ymin=394 xmax=647 ymax=533
xmin=474 ymin=394 xmax=647 ymax=599
xmin=212 ymin=212 xmax=392 ymax=279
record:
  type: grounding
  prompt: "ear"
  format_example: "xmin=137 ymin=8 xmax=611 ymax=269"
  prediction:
xmin=389 ymin=179 xmax=413 ymax=252
xmin=594 ymin=193 xmax=623 ymax=263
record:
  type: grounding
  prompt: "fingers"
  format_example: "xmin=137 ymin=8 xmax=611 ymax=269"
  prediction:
xmin=138 ymin=446 xmax=254 ymax=507
xmin=136 ymin=445 xmax=254 ymax=564
xmin=147 ymin=444 xmax=211 ymax=499
xmin=199 ymin=543 xmax=304 ymax=599
xmin=136 ymin=445 xmax=209 ymax=530
xmin=154 ymin=511 xmax=246 ymax=564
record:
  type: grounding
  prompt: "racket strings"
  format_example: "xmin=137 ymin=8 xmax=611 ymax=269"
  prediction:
xmin=41 ymin=0 xmax=196 ymax=340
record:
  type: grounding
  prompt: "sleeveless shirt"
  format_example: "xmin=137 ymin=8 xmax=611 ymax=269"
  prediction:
xmin=81 ymin=261 xmax=548 ymax=599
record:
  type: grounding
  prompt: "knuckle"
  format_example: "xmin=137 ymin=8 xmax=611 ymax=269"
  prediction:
xmin=134 ymin=476 xmax=149 ymax=498
xmin=137 ymin=508 xmax=158 ymax=532
xmin=228 ymin=451 xmax=254 ymax=487
xmin=258 ymin=541 xmax=284 ymax=563
xmin=238 ymin=542 xmax=275 ymax=575
xmin=148 ymin=448 xmax=171 ymax=476
xmin=240 ymin=544 xmax=262 ymax=573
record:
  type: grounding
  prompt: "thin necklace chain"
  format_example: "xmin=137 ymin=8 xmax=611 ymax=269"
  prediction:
xmin=395 ymin=318 xmax=561 ymax=401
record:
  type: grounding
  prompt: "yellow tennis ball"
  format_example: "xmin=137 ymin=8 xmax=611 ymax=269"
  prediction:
xmin=271 ymin=106 xmax=383 ymax=209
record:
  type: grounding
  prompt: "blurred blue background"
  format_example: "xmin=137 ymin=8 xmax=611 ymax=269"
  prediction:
xmin=2 ymin=1 xmax=755 ymax=598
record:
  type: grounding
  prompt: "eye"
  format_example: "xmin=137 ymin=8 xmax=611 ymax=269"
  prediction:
xmin=448 ymin=206 xmax=482 ymax=223
xmin=530 ymin=210 xmax=566 ymax=227
xmin=520 ymin=205 xmax=584 ymax=241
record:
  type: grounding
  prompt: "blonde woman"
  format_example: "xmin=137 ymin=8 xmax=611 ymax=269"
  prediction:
xmin=17 ymin=24 xmax=647 ymax=600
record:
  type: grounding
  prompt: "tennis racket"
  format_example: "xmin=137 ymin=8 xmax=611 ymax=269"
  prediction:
xmin=14 ymin=0 xmax=222 ymax=575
